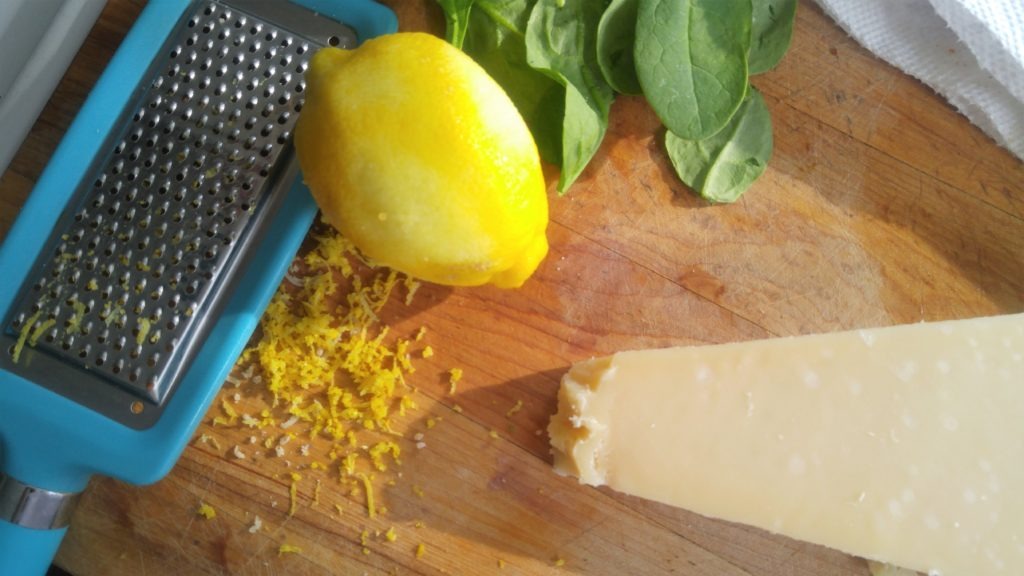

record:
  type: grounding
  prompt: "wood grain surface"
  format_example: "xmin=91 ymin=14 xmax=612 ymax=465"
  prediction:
xmin=1 ymin=1 xmax=1022 ymax=575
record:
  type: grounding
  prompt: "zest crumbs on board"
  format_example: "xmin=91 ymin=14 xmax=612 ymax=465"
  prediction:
xmin=197 ymin=502 xmax=217 ymax=520
xmin=201 ymin=223 xmax=465 ymax=559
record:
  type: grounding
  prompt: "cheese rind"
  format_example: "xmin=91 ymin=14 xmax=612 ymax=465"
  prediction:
xmin=549 ymin=314 xmax=1024 ymax=576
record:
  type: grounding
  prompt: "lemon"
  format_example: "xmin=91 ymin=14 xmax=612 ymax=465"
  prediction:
xmin=294 ymin=33 xmax=549 ymax=288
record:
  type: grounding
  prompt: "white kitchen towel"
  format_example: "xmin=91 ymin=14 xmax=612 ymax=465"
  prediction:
xmin=814 ymin=0 xmax=1024 ymax=162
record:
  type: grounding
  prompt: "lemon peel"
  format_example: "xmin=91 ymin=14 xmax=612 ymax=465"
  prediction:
xmin=295 ymin=32 xmax=549 ymax=288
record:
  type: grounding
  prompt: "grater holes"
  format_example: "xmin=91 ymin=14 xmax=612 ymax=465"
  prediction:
xmin=327 ymin=35 xmax=341 ymax=47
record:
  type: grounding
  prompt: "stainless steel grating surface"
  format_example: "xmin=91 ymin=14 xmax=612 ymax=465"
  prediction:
xmin=1 ymin=0 xmax=356 ymax=427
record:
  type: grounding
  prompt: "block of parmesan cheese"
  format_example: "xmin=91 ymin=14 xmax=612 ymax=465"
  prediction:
xmin=548 ymin=314 xmax=1024 ymax=576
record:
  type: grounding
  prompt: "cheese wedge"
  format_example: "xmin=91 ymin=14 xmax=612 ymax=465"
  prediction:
xmin=549 ymin=314 xmax=1024 ymax=576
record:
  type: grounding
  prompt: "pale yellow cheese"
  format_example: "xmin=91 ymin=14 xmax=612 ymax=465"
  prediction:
xmin=549 ymin=314 xmax=1024 ymax=576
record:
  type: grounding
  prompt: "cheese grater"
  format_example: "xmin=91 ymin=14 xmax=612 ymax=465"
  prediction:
xmin=0 ymin=1 xmax=395 ymax=574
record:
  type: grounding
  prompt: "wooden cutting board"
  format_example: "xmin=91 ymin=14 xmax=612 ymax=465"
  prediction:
xmin=1 ymin=1 xmax=1022 ymax=574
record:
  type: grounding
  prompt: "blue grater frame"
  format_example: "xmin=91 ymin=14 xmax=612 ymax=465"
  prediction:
xmin=0 ymin=0 xmax=396 ymax=573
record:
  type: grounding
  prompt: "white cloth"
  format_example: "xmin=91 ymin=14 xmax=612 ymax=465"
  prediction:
xmin=814 ymin=0 xmax=1024 ymax=161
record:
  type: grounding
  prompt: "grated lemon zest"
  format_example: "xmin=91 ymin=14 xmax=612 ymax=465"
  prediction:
xmin=448 ymin=368 xmax=462 ymax=395
xmin=136 ymin=318 xmax=151 ymax=346
xmin=197 ymin=502 xmax=217 ymax=520
xmin=29 ymin=318 xmax=56 ymax=347
xmin=12 ymin=310 xmax=42 ymax=363
xmin=358 ymin=473 xmax=376 ymax=518
xmin=278 ymin=543 xmax=302 ymax=556
xmin=288 ymin=472 xmax=302 ymax=517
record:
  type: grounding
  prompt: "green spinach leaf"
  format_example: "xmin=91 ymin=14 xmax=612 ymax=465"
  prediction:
xmin=665 ymin=86 xmax=772 ymax=203
xmin=597 ymin=0 xmax=642 ymax=95
xmin=635 ymin=0 xmax=752 ymax=141
xmin=463 ymin=0 xmax=564 ymax=164
xmin=526 ymin=0 xmax=615 ymax=194
xmin=436 ymin=0 xmax=478 ymax=49
xmin=749 ymin=0 xmax=797 ymax=74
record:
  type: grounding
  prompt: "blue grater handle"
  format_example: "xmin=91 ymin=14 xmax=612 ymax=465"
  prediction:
xmin=0 ymin=521 xmax=66 ymax=576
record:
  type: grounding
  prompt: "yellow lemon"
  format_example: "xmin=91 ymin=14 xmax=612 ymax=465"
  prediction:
xmin=294 ymin=32 xmax=549 ymax=288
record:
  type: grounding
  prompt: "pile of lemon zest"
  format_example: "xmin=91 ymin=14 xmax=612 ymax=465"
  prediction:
xmin=197 ymin=502 xmax=217 ymax=520
xmin=415 ymin=543 xmax=426 ymax=559
xmin=447 ymin=368 xmax=462 ymax=395
xmin=498 ymin=559 xmax=507 ymax=569
xmin=278 ymin=543 xmax=302 ymax=556
xmin=452 ymin=404 xmax=463 ymax=414
xmin=385 ymin=527 xmax=398 ymax=542
xmin=233 ymin=229 xmax=449 ymax=531
xmin=421 ymin=346 xmax=434 ymax=359
xmin=12 ymin=310 xmax=43 ymax=363
xmin=288 ymin=472 xmax=302 ymax=517
xmin=553 ymin=557 xmax=566 ymax=567
xmin=334 ymin=503 xmax=344 ymax=516
xmin=358 ymin=473 xmax=376 ymax=518
xmin=506 ymin=399 xmax=524 ymax=418
xmin=425 ymin=417 xmax=437 ymax=429
xmin=359 ymin=529 xmax=370 ymax=547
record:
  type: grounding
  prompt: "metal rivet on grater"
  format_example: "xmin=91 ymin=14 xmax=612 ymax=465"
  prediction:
xmin=1 ymin=0 xmax=357 ymax=429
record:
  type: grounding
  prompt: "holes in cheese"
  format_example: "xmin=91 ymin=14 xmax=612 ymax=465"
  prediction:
xmin=548 ymin=314 xmax=1024 ymax=576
